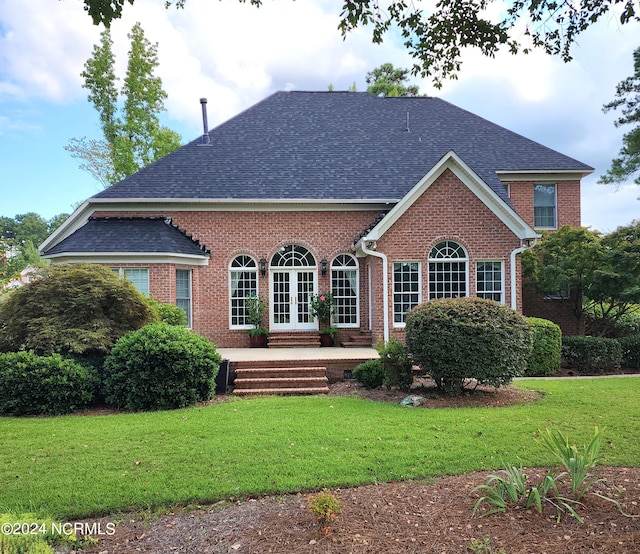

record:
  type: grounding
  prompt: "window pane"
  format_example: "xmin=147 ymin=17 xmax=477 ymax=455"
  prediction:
xmin=534 ymin=184 xmax=556 ymax=228
xmin=123 ymin=268 xmax=149 ymax=296
xmin=393 ymin=262 xmax=420 ymax=324
xmin=230 ymin=256 xmax=258 ymax=327
xmin=176 ymin=269 xmax=192 ymax=327
xmin=476 ymin=261 xmax=503 ymax=303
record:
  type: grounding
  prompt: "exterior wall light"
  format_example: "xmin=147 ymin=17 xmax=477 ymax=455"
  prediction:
xmin=320 ymin=258 xmax=328 ymax=276
xmin=259 ymin=258 xmax=267 ymax=276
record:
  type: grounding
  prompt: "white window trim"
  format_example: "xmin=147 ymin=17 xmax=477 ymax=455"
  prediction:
xmin=475 ymin=260 xmax=505 ymax=304
xmin=229 ymin=255 xmax=259 ymax=330
xmin=392 ymin=261 xmax=422 ymax=328
xmin=533 ymin=183 xmax=558 ymax=230
xmin=176 ymin=269 xmax=193 ymax=329
xmin=331 ymin=254 xmax=360 ymax=328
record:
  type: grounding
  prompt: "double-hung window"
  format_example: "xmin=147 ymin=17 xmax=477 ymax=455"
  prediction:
xmin=428 ymin=241 xmax=468 ymax=299
xmin=534 ymin=184 xmax=557 ymax=229
xmin=331 ymin=254 xmax=359 ymax=326
xmin=113 ymin=267 xmax=149 ymax=296
xmin=176 ymin=269 xmax=192 ymax=327
xmin=229 ymin=255 xmax=258 ymax=328
xmin=476 ymin=261 xmax=504 ymax=303
xmin=393 ymin=262 xmax=421 ymax=325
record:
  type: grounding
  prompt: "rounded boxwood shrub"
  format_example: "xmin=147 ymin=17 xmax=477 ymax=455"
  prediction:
xmin=353 ymin=359 xmax=385 ymax=389
xmin=0 ymin=351 xmax=98 ymax=416
xmin=561 ymin=336 xmax=622 ymax=374
xmin=618 ymin=334 xmax=640 ymax=370
xmin=525 ymin=317 xmax=562 ymax=376
xmin=376 ymin=337 xmax=414 ymax=391
xmin=104 ymin=324 xmax=221 ymax=411
xmin=405 ymin=298 xmax=533 ymax=395
xmin=146 ymin=298 xmax=187 ymax=326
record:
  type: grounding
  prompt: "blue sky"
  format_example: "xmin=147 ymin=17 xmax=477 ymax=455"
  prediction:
xmin=1 ymin=0 xmax=639 ymax=233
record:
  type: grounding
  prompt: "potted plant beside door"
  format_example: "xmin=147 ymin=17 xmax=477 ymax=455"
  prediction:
xmin=310 ymin=293 xmax=337 ymax=347
xmin=245 ymin=294 xmax=269 ymax=347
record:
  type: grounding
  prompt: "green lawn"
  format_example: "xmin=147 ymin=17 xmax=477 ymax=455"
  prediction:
xmin=1 ymin=378 xmax=638 ymax=520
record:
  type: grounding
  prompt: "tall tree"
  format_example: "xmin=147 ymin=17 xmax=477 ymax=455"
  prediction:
xmin=600 ymin=47 xmax=640 ymax=187
xmin=81 ymin=0 xmax=639 ymax=87
xmin=66 ymin=23 xmax=181 ymax=187
xmin=524 ymin=224 xmax=640 ymax=335
xmin=365 ymin=63 xmax=419 ymax=97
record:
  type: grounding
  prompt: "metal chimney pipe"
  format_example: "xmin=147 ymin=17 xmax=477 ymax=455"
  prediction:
xmin=200 ymin=98 xmax=210 ymax=145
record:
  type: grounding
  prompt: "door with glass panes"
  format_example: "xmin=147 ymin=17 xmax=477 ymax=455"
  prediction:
xmin=270 ymin=245 xmax=317 ymax=331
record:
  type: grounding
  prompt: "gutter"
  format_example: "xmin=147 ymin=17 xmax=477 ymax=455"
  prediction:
xmin=359 ymin=240 xmax=389 ymax=343
xmin=510 ymin=239 xmax=536 ymax=310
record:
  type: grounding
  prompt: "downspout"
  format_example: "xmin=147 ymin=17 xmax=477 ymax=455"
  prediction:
xmin=360 ymin=240 xmax=390 ymax=343
xmin=510 ymin=239 xmax=536 ymax=311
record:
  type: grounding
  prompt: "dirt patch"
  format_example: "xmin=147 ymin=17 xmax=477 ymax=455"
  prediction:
xmin=82 ymin=467 xmax=639 ymax=553
xmin=79 ymin=383 xmax=639 ymax=553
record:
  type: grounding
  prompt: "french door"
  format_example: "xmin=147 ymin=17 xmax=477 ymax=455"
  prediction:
xmin=271 ymin=269 xmax=316 ymax=330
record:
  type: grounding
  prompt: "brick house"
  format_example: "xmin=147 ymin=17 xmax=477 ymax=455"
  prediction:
xmin=41 ymin=91 xmax=592 ymax=346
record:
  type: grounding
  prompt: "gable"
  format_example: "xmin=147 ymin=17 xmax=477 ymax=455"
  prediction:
xmin=358 ymin=151 xmax=538 ymax=246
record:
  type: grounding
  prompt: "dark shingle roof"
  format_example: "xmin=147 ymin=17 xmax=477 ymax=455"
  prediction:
xmin=93 ymin=91 xmax=592 ymax=204
xmin=43 ymin=218 xmax=210 ymax=257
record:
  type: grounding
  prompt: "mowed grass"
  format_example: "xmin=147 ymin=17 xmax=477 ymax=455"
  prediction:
xmin=1 ymin=377 xmax=638 ymax=519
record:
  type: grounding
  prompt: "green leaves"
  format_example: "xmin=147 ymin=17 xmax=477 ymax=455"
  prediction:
xmin=67 ymin=23 xmax=181 ymax=187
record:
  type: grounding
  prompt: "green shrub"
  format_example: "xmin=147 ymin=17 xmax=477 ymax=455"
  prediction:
xmin=375 ymin=337 xmax=414 ymax=391
xmin=585 ymin=306 xmax=640 ymax=338
xmin=617 ymin=334 xmax=640 ymax=370
xmin=0 ymin=352 xmax=98 ymax=416
xmin=406 ymin=298 xmax=532 ymax=395
xmin=146 ymin=298 xmax=187 ymax=326
xmin=525 ymin=318 xmax=562 ymax=376
xmin=561 ymin=336 xmax=622 ymax=374
xmin=0 ymin=264 xmax=157 ymax=356
xmin=104 ymin=324 xmax=221 ymax=411
xmin=353 ymin=359 xmax=385 ymax=389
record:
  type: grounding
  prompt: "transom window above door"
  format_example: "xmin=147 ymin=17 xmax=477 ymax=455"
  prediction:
xmin=271 ymin=244 xmax=316 ymax=267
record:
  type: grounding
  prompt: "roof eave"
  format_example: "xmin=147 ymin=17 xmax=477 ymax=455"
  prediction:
xmin=41 ymin=252 xmax=210 ymax=266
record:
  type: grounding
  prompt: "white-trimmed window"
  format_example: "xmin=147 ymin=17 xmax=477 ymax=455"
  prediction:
xmin=428 ymin=241 xmax=468 ymax=299
xmin=113 ymin=267 xmax=149 ymax=296
xmin=176 ymin=269 xmax=192 ymax=327
xmin=393 ymin=261 xmax=421 ymax=325
xmin=476 ymin=261 xmax=504 ymax=303
xmin=230 ymin=255 xmax=258 ymax=328
xmin=331 ymin=254 xmax=359 ymax=327
xmin=534 ymin=184 xmax=557 ymax=229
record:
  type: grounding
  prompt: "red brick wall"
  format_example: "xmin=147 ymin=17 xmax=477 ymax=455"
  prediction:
xmin=95 ymin=209 xmax=378 ymax=347
xmin=506 ymin=180 xmax=581 ymax=229
xmin=373 ymin=169 xmax=523 ymax=343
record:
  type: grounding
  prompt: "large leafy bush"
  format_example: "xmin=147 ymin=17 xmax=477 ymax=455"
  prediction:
xmin=561 ymin=336 xmax=622 ymax=374
xmin=146 ymin=297 xmax=187 ymax=326
xmin=618 ymin=334 xmax=640 ymax=370
xmin=525 ymin=317 xmax=562 ymax=376
xmin=406 ymin=298 xmax=532 ymax=395
xmin=0 ymin=351 xmax=98 ymax=415
xmin=104 ymin=324 xmax=221 ymax=411
xmin=0 ymin=264 xmax=156 ymax=356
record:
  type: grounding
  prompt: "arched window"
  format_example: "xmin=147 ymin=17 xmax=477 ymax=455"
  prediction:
xmin=428 ymin=241 xmax=468 ymax=299
xmin=229 ymin=255 xmax=258 ymax=327
xmin=331 ymin=254 xmax=359 ymax=326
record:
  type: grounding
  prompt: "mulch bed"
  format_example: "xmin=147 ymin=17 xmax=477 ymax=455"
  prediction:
xmin=79 ymin=382 xmax=639 ymax=554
